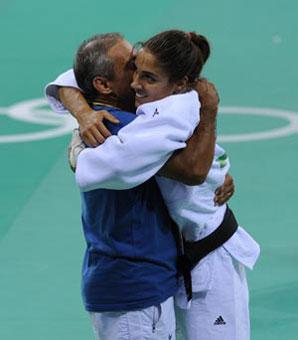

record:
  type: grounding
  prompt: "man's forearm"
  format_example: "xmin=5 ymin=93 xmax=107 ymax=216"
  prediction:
xmin=59 ymin=87 xmax=120 ymax=146
xmin=59 ymin=87 xmax=93 ymax=122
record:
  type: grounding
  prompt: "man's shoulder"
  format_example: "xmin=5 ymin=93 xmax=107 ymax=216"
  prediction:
xmin=111 ymin=109 xmax=136 ymax=125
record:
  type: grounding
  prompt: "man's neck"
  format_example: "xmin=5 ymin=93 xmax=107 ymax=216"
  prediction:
xmin=91 ymin=95 xmax=134 ymax=112
xmin=90 ymin=96 xmax=120 ymax=109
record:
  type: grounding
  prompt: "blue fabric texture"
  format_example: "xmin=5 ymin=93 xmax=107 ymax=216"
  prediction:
xmin=80 ymin=106 xmax=178 ymax=312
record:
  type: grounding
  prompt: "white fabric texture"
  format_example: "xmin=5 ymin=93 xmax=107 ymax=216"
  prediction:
xmin=156 ymin=131 xmax=260 ymax=296
xmin=175 ymin=225 xmax=260 ymax=306
xmin=68 ymin=128 xmax=86 ymax=172
xmin=90 ymin=297 xmax=176 ymax=340
xmin=44 ymin=69 xmax=79 ymax=113
xmin=156 ymin=143 xmax=230 ymax=235
xmin=75 ymin=91 xmax=200 ymax=191
xmin=175 ymin=247 xmax=250 ymax=340
xmin=150 ymin=94 xmax=260 ymax=297
xmin=185 ymin=223 xmax=260 ymax=294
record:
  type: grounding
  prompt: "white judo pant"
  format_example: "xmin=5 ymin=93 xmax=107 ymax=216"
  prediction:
xmin=89 ymin=296 xmax=176 ymax=340
xmin=175 ymin=247 xmax=250 ymax=340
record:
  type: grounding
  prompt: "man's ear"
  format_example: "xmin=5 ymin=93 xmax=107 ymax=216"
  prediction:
xmin=93 ymin=76 xmax=112 ymax=94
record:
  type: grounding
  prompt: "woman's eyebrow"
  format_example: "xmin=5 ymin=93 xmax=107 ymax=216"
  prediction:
xmin=142 ymin=70 xmax=156 ymax=76
xmin=136 ymin=70 xmax=158 ymax=79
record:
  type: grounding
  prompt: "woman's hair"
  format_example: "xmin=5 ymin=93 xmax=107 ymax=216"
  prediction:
xmin=143 ymin=29 xmax=210 ymax=84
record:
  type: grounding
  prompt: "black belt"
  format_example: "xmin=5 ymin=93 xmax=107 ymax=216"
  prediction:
xmin=179 ymin=206 xmax=239 ymax=301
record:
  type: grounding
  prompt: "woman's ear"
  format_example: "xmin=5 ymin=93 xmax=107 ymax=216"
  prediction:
xmin=173 ymin=76 xmax=188 ymax=94
xmin=93 ymin=76 xmax=112 ymax=94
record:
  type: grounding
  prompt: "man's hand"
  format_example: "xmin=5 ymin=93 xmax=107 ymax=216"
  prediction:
xmin=77 ymin=109 xmax=119 ymax=147
xmin=68 ymin=129 xmax=86 ymax=172
xmin=214 ymin=174 xmax=235 ymax=206
xmin=59 ymin=87 xmax=119 ymax=147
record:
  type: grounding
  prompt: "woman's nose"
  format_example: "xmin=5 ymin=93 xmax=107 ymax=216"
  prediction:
xmin=131 ymin=73 xmax=141 ymax=90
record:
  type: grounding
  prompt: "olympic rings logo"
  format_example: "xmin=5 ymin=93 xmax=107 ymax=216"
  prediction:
xmin=218 ymin=106 xmax=298 ymax=142
xmin=0 ymin=98 xmax=77 ymax=143
xmin=0 ymin=98 xmax=298 ymax=143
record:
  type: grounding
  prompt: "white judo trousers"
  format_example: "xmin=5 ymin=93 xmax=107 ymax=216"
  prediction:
xmin=90 ymin=297 xmax=176 ymax=340
xmin=176 ymin=247 xmax=250 ymax=340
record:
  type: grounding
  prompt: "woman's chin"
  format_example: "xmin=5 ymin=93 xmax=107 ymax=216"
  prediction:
xmin=135 ymin=97 xmax=147 ymax=107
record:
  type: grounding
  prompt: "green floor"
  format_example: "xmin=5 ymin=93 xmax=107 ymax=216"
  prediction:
xmin=1 ymin=0 xmax=298 ymax=339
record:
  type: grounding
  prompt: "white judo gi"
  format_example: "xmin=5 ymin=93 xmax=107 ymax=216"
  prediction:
xmin=45 ymin=71 xmax=260 ymax=340
xmin=135 ymin=95 xmax=260 ymax=340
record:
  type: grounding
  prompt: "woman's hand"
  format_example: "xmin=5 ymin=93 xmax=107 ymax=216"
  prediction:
xmin=214 ymin=173 xmax=235 ymax=205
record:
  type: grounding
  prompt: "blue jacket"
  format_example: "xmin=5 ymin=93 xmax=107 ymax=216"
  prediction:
xmin=81 ymin=106 xmax=178 ymax=312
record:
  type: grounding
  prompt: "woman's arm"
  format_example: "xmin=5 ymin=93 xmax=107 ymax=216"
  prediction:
xmin=158 ymin=79 xmax=218 ymax=185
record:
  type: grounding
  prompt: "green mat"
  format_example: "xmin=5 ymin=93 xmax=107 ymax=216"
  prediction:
xmin=1 ymin=1 xmax=298 ymax=339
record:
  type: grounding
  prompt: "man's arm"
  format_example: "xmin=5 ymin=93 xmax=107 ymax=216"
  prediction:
xmin=59 ymin=87 xmax=119 ymax=146
xmin=44 ymin=69 xmax=119 ymax=146
xmin=158 ymin=79 xmax=217 ymax=185
xmin=45 ymin=69 xmax=79 ymax=113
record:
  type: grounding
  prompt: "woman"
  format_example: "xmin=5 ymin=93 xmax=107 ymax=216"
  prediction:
xmin=130 ymin=29 xmax=260 ymax=340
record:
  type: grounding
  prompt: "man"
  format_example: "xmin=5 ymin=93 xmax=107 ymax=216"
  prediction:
xmin=45 ymin=33 xmax=233 ymax=339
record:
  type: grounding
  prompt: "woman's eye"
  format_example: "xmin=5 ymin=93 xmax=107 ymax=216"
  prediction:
xmin=145 ymin=75 xmax=156 ymax=82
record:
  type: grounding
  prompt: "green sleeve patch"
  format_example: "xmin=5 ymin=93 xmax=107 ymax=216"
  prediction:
xmin=216 ymin=153 xmax=228 ymax=168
